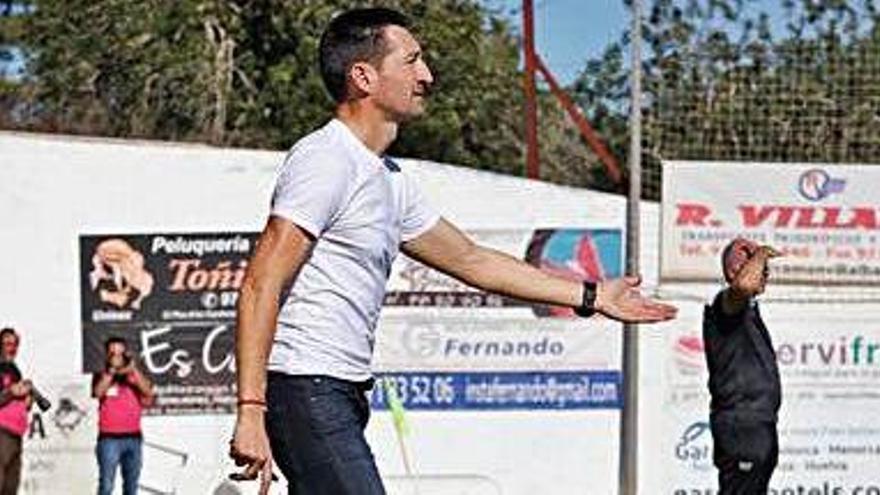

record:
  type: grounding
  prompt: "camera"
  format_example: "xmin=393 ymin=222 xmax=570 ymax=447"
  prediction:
xmin=30 ymin=386 xmax=51 ymax=412
xmin=106 ymin=351 xmax=134 ymax=373
xmin=107 ymin=351 xmax=135 ymax=384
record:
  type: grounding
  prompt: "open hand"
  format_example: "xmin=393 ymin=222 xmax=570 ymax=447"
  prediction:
xmin=595 ymin=276 xmax=677 ymax=323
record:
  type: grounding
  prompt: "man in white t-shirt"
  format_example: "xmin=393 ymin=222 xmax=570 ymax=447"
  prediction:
xmin=229 ymin=8 xmax=677 ymax=495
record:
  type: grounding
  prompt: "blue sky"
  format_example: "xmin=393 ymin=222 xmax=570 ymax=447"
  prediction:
xmin=481 ymin=0 xmax=629 ymax=84
xmin=480 ymin=1 xmax=809 ymax=85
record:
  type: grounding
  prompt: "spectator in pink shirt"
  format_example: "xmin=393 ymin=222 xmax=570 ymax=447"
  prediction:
xmin=92 ymin=337 xmax=154 ymax=495
xmin=0 ymin=327 xmax=31 ymax=495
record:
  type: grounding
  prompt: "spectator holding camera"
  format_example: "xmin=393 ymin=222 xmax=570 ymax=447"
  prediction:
xmin=0 ymin=327 xmax=30 ymax=495
xmin=92 ymin=337 xmax=155 ymax=495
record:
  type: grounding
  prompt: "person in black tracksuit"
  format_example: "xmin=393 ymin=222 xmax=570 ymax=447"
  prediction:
xmin=703 ymin=238 xmax=782 ymax=495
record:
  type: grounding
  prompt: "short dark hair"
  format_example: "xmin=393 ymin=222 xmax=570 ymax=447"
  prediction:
xmin=319 ymin=8 xmax=412 ymax=103
xmin=105 ymin=336 xmax=128 ymax=351
xmin=0 ymin=327 xmax=17 ymax=342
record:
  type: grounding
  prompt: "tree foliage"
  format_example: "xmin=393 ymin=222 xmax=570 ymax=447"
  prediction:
xmin=2 ymin=0 xmax=597 ymax=181
xmin=573 ymin=0 xmax=880 ymax=199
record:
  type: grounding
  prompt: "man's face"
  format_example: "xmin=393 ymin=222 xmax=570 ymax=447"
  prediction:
xmin=371 ymin=25 xmax=434 ymax=122
xmin=1 ymin=334 xmax=18 ymax=361
xmin=107 ymin=342 xmax=127 ymax=369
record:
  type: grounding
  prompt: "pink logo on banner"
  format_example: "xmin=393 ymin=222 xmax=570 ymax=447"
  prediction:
xmin=674 ymin=335 xmax=705 ymax=375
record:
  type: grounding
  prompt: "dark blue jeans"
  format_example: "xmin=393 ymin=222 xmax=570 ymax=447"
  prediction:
xmin=266 ymin=372 xmax=385 ymax=495
xmin=96 ymin=435 xmax=142 ymax=495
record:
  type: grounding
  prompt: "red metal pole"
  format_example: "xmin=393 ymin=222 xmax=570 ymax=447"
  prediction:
xmin=534 ymin=54 xmax=623 ymax=184
xmin=523 ymin=0 xmax=540 ymax=180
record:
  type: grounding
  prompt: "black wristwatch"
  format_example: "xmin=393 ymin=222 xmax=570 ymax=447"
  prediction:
xmin=574 ymin=280 xmax=598 ymax=317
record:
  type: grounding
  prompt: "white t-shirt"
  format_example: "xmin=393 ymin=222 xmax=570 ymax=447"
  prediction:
xmin=267 ymin=119 xmax=439 ymax=381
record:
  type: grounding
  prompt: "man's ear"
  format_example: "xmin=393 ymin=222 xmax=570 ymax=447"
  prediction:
xmin=349 ymin=61 xmax=378 ymax=97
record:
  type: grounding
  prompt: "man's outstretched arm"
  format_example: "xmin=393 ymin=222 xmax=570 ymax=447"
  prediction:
xmin=402 ymin=219 xmax=676 ymax=323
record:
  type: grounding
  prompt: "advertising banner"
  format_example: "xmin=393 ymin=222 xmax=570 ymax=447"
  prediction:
xmin=79 ymin=233 xmax=253 ymax=414
xmin=80 ymin=228 xmax=624 ymax=414
xmin=374 ymin=228 xmax=624 ymax=412
xmin=370 ymin=311 xmax=624 ymax=411
xmin=661 ymin=161 xmax=880 ymax=284
xmin=371 ymin=370 xmax=621 ymax=411
xmin=640 ymin=300 xmax=880 ymax=494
